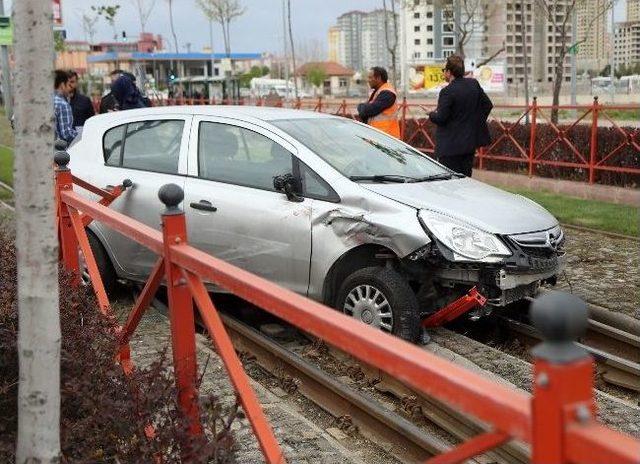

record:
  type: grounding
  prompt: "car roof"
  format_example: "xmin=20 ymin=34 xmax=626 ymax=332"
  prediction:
xmin=88 ymin=105 xmax=337 ymax=124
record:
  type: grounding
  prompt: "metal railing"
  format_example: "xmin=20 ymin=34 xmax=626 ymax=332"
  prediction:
xmin=54 ymin=147 xmax=640 ymax=463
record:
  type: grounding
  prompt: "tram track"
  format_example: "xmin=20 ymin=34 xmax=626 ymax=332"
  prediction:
xmin=496 ymin=296 xmax=640 ymax=392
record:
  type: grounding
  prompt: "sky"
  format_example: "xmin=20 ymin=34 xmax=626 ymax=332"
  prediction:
xmin=8 ymin=0 xmax=382 ymax=56
xmin=4 ymin=0 xmax=630 ymax=56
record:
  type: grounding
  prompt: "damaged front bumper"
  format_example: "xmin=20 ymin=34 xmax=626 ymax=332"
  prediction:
xmin=428 ymin=226 xmax=567 ymax=307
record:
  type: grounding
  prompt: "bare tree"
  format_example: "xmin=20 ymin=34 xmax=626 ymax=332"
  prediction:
xmin=92 ymin=5 xmax=121 ymax=41
xmin=196 ymin=0 xmax=245 ymax=58
xmin=80 ymin=11 xmax=99 ymax=44
xmin=287 ymin=0 xmax=298 ymax=98
xmin=535 ymin=0 xmax=613 ymax=122
xmin=296 ymin=38 xmax=326 ymax=63
xmin=436 ymin=0 xmax=500 ymax=62
xmin=382 ymin=0 xmax=399 ymax=88
xmin=14 ymin=0 xmax=61 ymax=462
xmin=132 ymin=0 xmax=157 ymax=32
xmin=166 ymin=0 xmax=179 ymax=53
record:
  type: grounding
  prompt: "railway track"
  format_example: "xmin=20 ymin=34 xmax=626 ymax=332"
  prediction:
xmin=497 ymin=296 xmax=640 ymax=392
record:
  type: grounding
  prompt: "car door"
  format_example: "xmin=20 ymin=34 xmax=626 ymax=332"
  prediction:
xmin=183 ymin=116 xmax=312 ymax=294
xmin=91 ymin=115 xmax=191 ymax=278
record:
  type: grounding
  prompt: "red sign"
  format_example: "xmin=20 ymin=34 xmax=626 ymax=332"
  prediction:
xmin=53 ymin=0 xmax=62 ymax=26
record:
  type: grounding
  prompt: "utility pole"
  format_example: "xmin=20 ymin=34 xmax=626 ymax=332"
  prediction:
xmin=610 ymin=2 xmax=615 ymax=103
xmin=281 ymin=0 xmax=289 ymax=91
xmin=14 ymin=0 xmax=61 ymax=462
xmin=209 ymin=18 xmax=214 ymax=100
xmin=401 ymin=1 xmax=408 ymax=97
xmin=0 ymin=0 xmax=13 ymax=119
xmin=521 ymin=0 xmax=530 ymax=124
xmin=570 ymin=4 xmax=577 ymax=112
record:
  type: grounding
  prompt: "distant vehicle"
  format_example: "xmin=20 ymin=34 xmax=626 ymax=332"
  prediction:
xmin=250 ymin=77 xmax=309 ymax=99
xmin=69 ymin=106 xmax=565 ymax=341
xmin=620 ymin=75 xmax=640 ymax=94
xmin=591 ymin=76 xmax=613 ymax=93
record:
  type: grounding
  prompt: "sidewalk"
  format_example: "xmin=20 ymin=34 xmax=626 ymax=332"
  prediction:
xmin=472 ymin=169 xmax=640 ymax=207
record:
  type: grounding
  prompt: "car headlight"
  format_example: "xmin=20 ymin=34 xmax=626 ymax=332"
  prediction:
xmin=418 ymin=210 xmax=511 ymax=261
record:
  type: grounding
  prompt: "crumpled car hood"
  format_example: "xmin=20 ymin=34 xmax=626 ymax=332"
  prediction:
xmin=360 ymin=177 xmax=558 ymax=234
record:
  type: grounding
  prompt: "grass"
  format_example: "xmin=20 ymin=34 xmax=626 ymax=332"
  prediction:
xmin=0 ymin=146 xmax=12 ymax=188
xmin=501 ymin=187 xmax=639 ymax=237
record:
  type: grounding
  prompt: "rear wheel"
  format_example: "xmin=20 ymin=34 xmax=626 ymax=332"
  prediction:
xmin=79 ymin=232 xmax=118 ymax=296
xmin=336 ymin=266 xmax=421 ymax=342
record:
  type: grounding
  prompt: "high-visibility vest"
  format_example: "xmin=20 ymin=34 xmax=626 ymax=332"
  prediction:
xmin=368 ymin=82 xmax=401 ymax=139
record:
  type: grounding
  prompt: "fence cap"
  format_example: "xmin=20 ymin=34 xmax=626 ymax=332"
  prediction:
xmin=530 ymin=291 xmax=589 ymax=363
xmin=54 ymin=150 xmax=70 ymax=170
xmin=158 ymin=183 xmax=184 ymax=215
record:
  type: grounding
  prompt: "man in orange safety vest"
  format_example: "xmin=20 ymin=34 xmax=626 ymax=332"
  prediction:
xmin=357 ymin=67 xmax=401 ymax=139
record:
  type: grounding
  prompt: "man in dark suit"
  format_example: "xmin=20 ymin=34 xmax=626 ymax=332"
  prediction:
xmin=428 ymin=55 xmax=493 ymax=177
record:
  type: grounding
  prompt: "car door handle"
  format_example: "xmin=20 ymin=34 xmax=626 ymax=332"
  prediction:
xmin=190 ymin=200 xmax=217 ymax=212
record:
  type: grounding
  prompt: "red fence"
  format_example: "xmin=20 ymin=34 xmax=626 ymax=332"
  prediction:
xmin=53 ymin=145 xmax=640 ymax=462
xmin=135 ymin=95 xmax=639 ymax=186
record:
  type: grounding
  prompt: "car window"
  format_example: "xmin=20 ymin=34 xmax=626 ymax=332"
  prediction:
xmin=273 ymin=118 xmax=449 ymax=180
xmin=120 ymin=120 xmax=184 ymax=174
xmin=103 ymin=124 xmax=125 ymax=166
xmin=299 ymin=161 xmax=339 ymax=202
xmin=198 ymin=122 xmax=293 ymax=191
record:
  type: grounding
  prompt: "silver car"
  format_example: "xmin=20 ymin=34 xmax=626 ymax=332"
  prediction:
xmin=68 ymin=106 xmax=565 ymax=341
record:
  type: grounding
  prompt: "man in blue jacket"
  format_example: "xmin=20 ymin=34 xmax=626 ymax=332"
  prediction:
xmin=428 ymin=55 xmax=493 ymax=177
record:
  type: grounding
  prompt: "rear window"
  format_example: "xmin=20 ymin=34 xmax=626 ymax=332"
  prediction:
xmin=102 ymin=120 xmax=184 ymax=174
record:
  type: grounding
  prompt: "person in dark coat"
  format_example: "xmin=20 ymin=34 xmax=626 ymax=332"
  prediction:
xmin=428 ymin=55 xmax=493 ymax=177
xmin=110 ymin=75 xmax=147 ymax=111
xmin=99 ymin=69 xmax=124 ymax=113
xmin=67 ymin=70 xmax=95 ymax=127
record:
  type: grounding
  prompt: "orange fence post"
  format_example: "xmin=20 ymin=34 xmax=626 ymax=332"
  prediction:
xmin=589 ymin=96 xmax=599 ymax=184
xmin=530 ymin=292 xmax=594 ymax=464
xmin=158 ymin=184 xmax=202 ymax=438
xmin=54 ymin=148 xmax=80 ymax=285
xmin=400 ymin=96 xmax=407 ymax=140
xmin=528 ymin=97 xmax=538 ymax=177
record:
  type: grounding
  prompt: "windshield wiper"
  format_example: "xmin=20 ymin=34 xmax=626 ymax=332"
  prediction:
xmin=349 ymin=174 xmax=417 ymax=183
xmin=410 ymin=173 xmax=457 ymax=182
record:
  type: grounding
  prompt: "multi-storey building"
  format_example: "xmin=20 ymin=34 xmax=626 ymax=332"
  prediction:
xmin=614 ymin=20 xmax=640 ymax=67
xmin=575 ymin=0 xmax=609 ymax=72
xmin=628 ymin=0 xmax=640 ymax=22
xmin=327 ymin=26 xmax=344 ymax=64
xmin=401 ymin=0 xmax=457 ymax=67
xmin=331 ymin=9 xmax=397 ymax=73
xmin=336 ymin=10 xmax=365 ymax=72
xmin=362 ymin=9 xmax=398 ymax=73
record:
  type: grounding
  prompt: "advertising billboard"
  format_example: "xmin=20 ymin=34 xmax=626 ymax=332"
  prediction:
xmin=407 ymin=64 xmax=446 ymax=92
xmin=473 ymin=64 xmax=505 ymax=93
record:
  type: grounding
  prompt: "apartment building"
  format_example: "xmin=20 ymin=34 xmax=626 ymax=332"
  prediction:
xmin=331 ymin=9 xmax=397 ymax=73
xmin=575 ymin=0 xmax=609 ymax=72
xmin=628 ymin=0 xmax=640 ymax=22
xmin=614 ymin=20 xmax=640 ymax=67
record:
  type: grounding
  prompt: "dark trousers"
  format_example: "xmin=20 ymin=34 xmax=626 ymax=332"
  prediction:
xmin=437 ymin=153 xmax=474 ymax=177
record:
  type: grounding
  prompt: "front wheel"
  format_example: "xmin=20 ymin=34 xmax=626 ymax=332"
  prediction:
xmin=335 ymin=266 xmax=421 ymax=342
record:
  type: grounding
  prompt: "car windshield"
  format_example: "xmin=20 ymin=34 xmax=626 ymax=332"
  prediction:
xmin=272 ymin=118 xmax=451 ymax=182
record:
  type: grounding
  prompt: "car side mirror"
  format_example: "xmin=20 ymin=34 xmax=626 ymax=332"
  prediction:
xmin=273 ymin=173 xmax=303 ymax=203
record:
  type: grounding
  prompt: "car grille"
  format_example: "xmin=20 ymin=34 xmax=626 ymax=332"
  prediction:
xmin=507 ymin=226 xmax=564 ymax=271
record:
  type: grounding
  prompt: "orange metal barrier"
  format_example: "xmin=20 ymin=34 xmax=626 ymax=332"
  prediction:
xmin=53 ymin=148 xmax=640 ymax=463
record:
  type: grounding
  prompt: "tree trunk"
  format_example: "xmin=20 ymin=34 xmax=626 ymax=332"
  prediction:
xmin=287 ymin=0 xmax=298 ymax=99
xmin=551 ymin=55 xmax=565 ymax=123
xmin=168 ymin=0 xmax=179 ymax=53
xmin=14 ymin=1 xmax=61 ymax=463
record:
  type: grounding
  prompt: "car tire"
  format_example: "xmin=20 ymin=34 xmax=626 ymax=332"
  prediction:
xmin=335 ymin=266 xmax=420 ymax=342
xmin=84 ymin=231 xmax=118 ymax=296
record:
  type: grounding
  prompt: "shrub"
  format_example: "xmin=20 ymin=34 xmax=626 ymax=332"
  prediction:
xmin=0 ymin=217 xmax=237 ymax=463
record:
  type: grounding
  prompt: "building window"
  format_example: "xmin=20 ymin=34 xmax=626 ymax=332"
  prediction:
xmin=427 ymin=51 xmax=433 ymax=58
xmin=339 ymin=78 xmax=347 ymax=87
xmin=413 ymin=52 xmax=422 ymax=58
xmin=427 ymin=38 xmax=433 ymax=44
xmin=414 ymin=25 xmax=420 ymax=32
xmin=414 ymin=12 xmax=420 ymax=19
xmin=443 ymin=37 xmax=454 ymax=46
xmin=415 ymin=39 xmax=421 ymax=45
xmin=443 ymin=23 xmax=454 ymax=33
xmin=427 ymin=12 xmax=433 ymax=18
xmin=443 ymin=50 xmax=454 ymax=57
xmin=427 ymin=25 xmax=433 ymax=31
